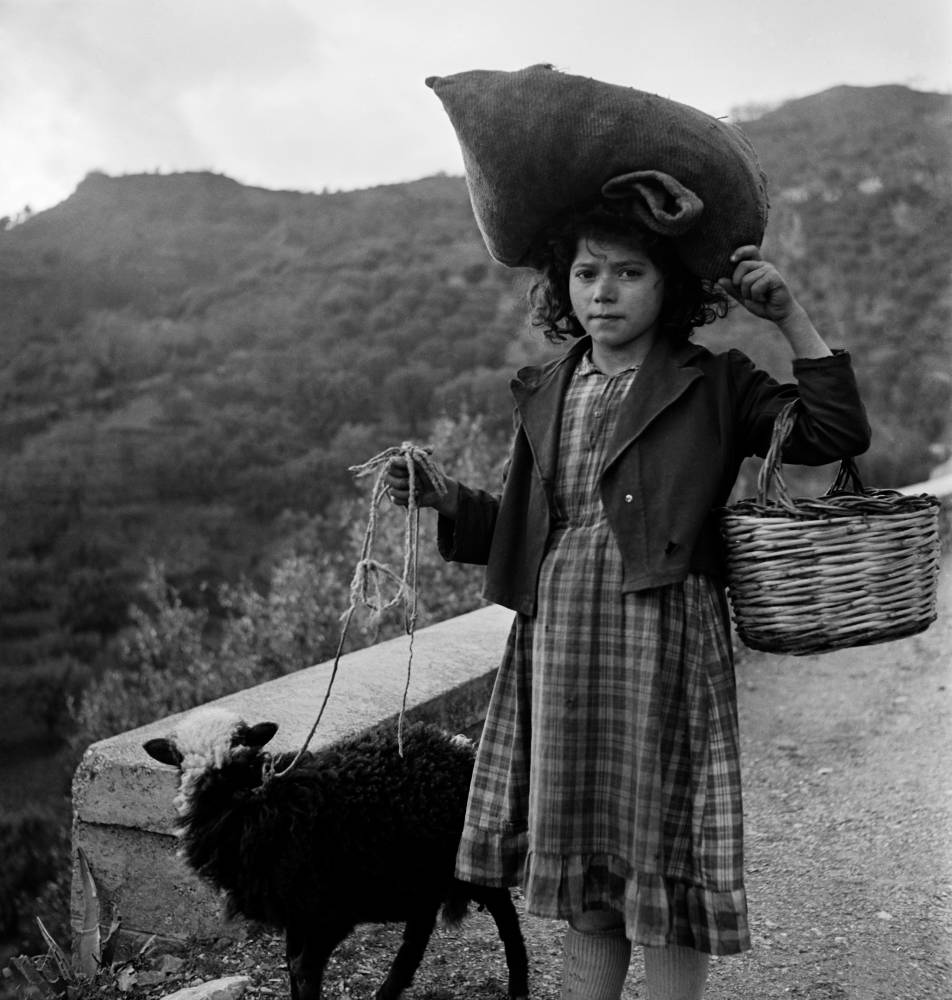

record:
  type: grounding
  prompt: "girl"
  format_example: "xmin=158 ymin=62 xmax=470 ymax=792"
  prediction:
xmin=386 ymin=205 xmax=869 ymax=1000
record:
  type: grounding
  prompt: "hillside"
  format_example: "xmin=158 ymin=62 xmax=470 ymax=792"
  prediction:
xmin=0 ymin=83 xmax=950 ymax=748
xmin=0 ymin=174 xmax=530 ymax=612
xmin=717 ymin=85 xmax=952 ymax=467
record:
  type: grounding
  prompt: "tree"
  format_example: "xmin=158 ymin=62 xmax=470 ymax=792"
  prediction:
xmin=382 ymin=362 xmax=443 ymax=436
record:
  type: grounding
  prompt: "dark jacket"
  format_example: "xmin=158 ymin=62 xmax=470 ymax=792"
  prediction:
xmin=438 ymin=335 xmax=870 ymax=615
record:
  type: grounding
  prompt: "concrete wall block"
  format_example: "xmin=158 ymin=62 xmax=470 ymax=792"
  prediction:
xmin=74 ymin=744 xmax=181 ymax=834
xmin=70 ymin=603 xmax=515 ymax=957
xmin=71 ymin=822 xmax=227 ymax=944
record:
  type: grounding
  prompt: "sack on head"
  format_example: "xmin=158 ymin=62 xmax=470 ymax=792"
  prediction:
xmin=426 ymin=64 xmax=769 ymax=280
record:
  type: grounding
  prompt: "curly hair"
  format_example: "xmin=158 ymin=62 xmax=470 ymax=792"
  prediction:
xmin=526 ymin=203 xmax=729 ymax=344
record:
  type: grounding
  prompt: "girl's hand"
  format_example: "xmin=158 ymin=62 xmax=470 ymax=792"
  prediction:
xmin=719 ymin=245 xmax=832 ymax=358
xmin=718 ymin=245 xmax=800 ymax=324
xmin=385 ymin=455 xmax=459 ymax=518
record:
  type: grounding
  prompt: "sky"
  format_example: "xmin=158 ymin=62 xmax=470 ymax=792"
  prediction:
xmin=2 ymin=0 xmax=950 ymax=221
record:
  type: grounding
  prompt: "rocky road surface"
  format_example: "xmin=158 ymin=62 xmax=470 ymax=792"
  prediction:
xmin=699 ymin=560 xmax=952 ymax=999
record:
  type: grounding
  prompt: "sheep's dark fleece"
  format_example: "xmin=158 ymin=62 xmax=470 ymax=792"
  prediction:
xmin=144 ymin=708 xmax=528 ymax=1000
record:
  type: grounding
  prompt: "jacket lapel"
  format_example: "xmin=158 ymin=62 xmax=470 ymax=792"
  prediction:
xmin=603 ymin=338 xmax=705 ymax=471
xmin=510 ymin=336 xmax=707 ymax=480
xmin=510 ymin=338 xmax=587 ymax=484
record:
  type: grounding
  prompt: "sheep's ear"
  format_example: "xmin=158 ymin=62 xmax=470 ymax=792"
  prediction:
xmin=143 ymin=738 xmax=183 ymax=767
xmin=239 ymin=722 xmax=278 ymax=749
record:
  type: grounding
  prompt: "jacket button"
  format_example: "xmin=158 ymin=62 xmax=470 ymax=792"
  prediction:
xmin=624 ymin=494 xmax=633 ymax=503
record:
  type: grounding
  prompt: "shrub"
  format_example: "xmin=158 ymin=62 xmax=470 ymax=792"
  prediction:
xmin=0 ymin=805 xmax=70 ymax=947
xmin=68 ymin=415 xmax=507 ymax=759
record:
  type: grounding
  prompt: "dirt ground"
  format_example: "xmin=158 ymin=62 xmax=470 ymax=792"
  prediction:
xmin=698 ymin=562 xmax=951 ymax=999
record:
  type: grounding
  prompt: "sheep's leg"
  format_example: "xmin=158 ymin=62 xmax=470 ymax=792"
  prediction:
xmin=375 ymin=903 xmax=440 ymax=1000
xmin=286 ymin=920 xmax=351 ymax=1000
xmin=285 ymin=925 xmax=307 ymax=1000
xmin=478 ymin=887 xmax=530 ymax=1000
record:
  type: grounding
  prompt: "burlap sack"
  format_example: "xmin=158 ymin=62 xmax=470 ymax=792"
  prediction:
xmin=426 ymin=64 xmax=769 ymax=280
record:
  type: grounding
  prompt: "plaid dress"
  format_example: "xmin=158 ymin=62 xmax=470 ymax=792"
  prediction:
xmin=455 ymin=352 xmax=750 ymax=955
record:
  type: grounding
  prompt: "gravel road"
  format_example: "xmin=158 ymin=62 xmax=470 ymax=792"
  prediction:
xmin=699 ymin=560 xmax=952 ymax=999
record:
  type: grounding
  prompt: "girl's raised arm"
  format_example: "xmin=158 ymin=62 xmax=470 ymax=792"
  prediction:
xmin=719 ymin=245 xmax=833 ymax=360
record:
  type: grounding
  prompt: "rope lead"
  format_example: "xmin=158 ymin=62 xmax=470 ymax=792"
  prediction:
xmin=264 ymin=442 xmax=445 ymax=782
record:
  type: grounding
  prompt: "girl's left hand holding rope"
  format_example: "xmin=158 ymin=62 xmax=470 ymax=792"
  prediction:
xmin=386 ymin=456 xmax=460 ymax=519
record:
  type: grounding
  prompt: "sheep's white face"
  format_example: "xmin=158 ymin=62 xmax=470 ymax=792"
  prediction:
xmin=173 ymin=707 xmax=242 ymax=766
xmin=169 ymin=708 xmax=245 ymax=815
xmin=144 ymin=707 xmax=279 ymax=819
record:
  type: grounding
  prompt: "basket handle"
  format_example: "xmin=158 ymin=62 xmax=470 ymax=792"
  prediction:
xmin=824 ymin=454 xmax=865 ymax=496
xmin=756 ymin=399 xmax=866 ymax=510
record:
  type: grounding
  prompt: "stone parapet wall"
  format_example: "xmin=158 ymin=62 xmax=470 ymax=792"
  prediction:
xmin=70 ymin=602 xmax=515 ymax=954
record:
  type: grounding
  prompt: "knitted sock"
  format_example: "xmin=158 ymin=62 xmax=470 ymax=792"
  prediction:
xmin=561 ymin=925 xmax=632 ymax=1000
xmin=642 ymin=945 xmax=710 ymax=1000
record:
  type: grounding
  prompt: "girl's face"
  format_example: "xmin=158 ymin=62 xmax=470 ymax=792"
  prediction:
xmin=568 ymin=234 xmax=665 ymax=373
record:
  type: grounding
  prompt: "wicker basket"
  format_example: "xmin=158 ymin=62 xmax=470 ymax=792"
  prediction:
xmin=721 ymin=400 xmax=941 ymax=655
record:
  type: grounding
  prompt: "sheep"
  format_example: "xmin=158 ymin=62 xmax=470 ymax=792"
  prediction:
xmin=143 ymin=707 xmax=529 ymax=1000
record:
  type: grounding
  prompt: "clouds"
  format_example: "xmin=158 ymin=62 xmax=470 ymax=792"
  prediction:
xmin=1 ymin=0 xmax=321 ymax=210
xmin=1 ymin=0 xmax=950 ymax=219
